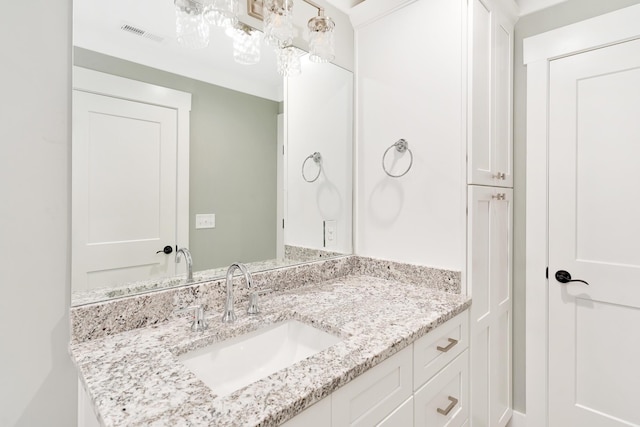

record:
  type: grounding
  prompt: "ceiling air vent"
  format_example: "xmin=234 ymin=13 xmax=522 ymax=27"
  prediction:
xmin=120 ymin=24 xmax=165 ymax=43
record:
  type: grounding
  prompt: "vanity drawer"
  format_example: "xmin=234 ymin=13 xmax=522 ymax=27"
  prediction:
xmin=414 ymin=350 xmax=469 ymax=427
xmin=332 ymin=345 xmax=413 ymax=427
xmin=376 ymin=396 xmax=413 ymax=427
xmin=413 ymin=311 xmax=468 ymax=390
xmin=281 ymin=396 xmax=331 ymax=427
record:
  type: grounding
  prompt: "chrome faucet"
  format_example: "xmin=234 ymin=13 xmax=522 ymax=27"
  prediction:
xmin=176 ymin=247 xmax=193 ymax=282
xmin=221 ymin=262 xmax=252 ymax=323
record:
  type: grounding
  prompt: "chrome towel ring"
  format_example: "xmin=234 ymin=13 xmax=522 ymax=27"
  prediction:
xmin=382 ymin=139 xmax=413 ymax=178
xmin=302 ymin=152 xmax=322 ymax=183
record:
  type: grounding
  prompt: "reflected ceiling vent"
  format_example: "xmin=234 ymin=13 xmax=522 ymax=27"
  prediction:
xmin=120 ymin=24 xmax=165 ymax=43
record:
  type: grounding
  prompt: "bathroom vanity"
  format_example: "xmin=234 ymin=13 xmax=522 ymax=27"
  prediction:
xmin=70 ymin=257 xmax=470 ymax=426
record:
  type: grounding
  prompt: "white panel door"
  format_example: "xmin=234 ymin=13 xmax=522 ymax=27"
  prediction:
xmin=467 ymin=185 xmax=512 ymax=427
xmin=72 ymin=90 xmax=178 ymax=290
xmin=548 ymin=38 xmax=640 ymax=427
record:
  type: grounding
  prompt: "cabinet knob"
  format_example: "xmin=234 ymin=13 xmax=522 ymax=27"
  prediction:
xmin=492 ymin=172 xmax=506 ymax=180
xmin=491 ymin=193 xmax=506 ymax=200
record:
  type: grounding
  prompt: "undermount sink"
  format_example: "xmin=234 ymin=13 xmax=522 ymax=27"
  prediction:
xmin=178 ymin=319 xmax=342 ymax=396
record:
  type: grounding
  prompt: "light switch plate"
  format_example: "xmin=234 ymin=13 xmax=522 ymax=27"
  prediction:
xmin=195 ymin=214 xmax=215 ymax=229
xmin=323 ymin=220 xmax=337 ymax=248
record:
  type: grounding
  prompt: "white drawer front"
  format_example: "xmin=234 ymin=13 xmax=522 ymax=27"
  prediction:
xmin=281 ymin=396 xmax=331 ymax=427
xmin=332 ymin=345 xmax=413 ymax=427
xmin=376 ymin=396 xmax=413 ymax=427
xmin=413 ymin=311 xmax=468 ymax=390
xmin=414 ymin=350 xmax=469 ymax=427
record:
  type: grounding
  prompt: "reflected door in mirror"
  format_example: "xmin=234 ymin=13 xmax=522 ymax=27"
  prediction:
xmin=72 ymin=90 xmax=178 ymax=290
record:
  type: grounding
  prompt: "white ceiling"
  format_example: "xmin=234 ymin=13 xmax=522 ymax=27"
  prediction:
xmin=74 ymin=0 xmax=284 ymax=101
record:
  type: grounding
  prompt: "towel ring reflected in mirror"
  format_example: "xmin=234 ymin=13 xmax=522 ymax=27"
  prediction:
xmin=302 ymin=152 xmax=322 ymax=183
xmin=382 ymin=139 xmax=413 ymax=178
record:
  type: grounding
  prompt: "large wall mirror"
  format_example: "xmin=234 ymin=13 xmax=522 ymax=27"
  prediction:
xmin=71 ymin=0 xmax=354 ymax=306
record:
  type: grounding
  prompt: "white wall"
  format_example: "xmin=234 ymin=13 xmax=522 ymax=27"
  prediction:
xmin=354 ymin=0 xmax=464 ymax=270
xmin=285 ymin=57 xmax=353 ymax=254
xmin=0 ymin=1 xmax=77 ymax=426
xmin=512 ymin=0 xmax=640 ymax=413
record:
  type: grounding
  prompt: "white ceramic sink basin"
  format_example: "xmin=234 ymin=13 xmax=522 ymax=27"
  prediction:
xmin=178 ymin=320 xmax=342 ymax=396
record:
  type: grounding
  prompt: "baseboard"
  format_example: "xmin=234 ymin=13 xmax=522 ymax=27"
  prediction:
xmin=506 ymin=410 xmax=526 ymax=427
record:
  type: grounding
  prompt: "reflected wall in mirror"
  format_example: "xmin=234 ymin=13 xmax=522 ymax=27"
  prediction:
xmin=71 ymin=0 xmax=354 ymax=306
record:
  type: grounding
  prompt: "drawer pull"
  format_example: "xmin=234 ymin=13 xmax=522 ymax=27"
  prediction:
xmin=437 ymin=396 xmax=459 ymax=416
xmin=436 ymin=338 xmax=458 ymax=353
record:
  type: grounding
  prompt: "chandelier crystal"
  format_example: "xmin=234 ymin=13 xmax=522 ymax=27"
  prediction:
xmin=174 ymin=0 xmax=210 ymax=49
xmin=277 ymin=45 xmax=304 ymax=77
xmin=263 ymin=0 xmax=295 ymax=48
xmin=203 ymin=0 xmax=238 ymax=28
xmin=307 ymin=13 xmax=335 ymax=63
xmin=226 ymin=23 xmax=262 ymax=65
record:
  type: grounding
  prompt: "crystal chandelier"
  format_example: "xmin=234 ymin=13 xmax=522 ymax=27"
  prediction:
xmin=249 ymin=0 xmax=337 ymax=75
xmin=172 ymin=0 xmax=337 ymax=76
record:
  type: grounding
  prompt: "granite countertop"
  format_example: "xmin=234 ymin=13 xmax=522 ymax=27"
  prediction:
xmin=70 ymin=275 xmax=471 ymax=427
xmin=71 ymin=257 xmax=322 ymax=307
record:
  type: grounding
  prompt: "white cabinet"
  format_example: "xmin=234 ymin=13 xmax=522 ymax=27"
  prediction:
xmin=467 ymin=186 xmax=513 ymax=427
xmin=468 ymin=0 xmax=514 ymax=188
xmin=466 ymin=0 xmax=515 ymax=425
xmin=414 ymin=311 xmax=468 ymax=387
xmin=332 ymin=344 xmax=413 ymax=427
xmin=414 ymin=350 xmax=469 ymax=427
xmin=377 ymin=397 xmax=413 ymax=427
xmin=78 ymin=379 xmax=101 ymax=427
xmin=281 ymin=396 xmax=331 ymax=427
xmin=285 ymin=311 xmax=470 ymax=426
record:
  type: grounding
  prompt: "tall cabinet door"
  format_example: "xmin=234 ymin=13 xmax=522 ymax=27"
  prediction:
xmin=467 ymin=185 xmax=513 ymax=427
xmin=468 ymin=0 xmax=514 ymax=188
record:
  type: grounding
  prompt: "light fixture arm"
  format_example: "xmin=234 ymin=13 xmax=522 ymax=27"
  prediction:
xmin=300 ymin=0 xmax=325 ymax=16
xmin=247 ymin=0 xmax=326 ymax=20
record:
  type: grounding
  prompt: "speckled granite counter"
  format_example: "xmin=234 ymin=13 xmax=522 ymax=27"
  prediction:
xmin=70 ymin=275 xmax=470 ymax=427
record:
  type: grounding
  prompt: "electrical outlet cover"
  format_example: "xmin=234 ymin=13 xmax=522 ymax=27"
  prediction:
xmin=195 ymin=214 xmax=215 ymax=229
xmin=323 ymin=220 xmax=337 ymax=248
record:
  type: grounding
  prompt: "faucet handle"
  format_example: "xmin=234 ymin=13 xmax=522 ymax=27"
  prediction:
xmin=175 ymin=305 xmax=209 ymax=332
xmin=247 ymin=289 xmax=272 ymax=315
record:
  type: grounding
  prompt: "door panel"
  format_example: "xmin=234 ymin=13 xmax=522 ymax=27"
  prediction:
xmin=468 ymin=0 xmax=513 ymax=187
xmin=469 ymin=0 xmax=493 ymax=185
xmin=575 ymin=299 xmax=640 ymax=425
xmin=468 ymin=185 xmax=513 ymax=427
xmin=548 ymin=38 xmax=640 ymax=426
xmin=494 ymin=20 xmax=512 ymax=187
xmin=72 ymin=90 xmax=178 ymax=290
xmin=575 ymin=67 xmax=640 ymax=267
